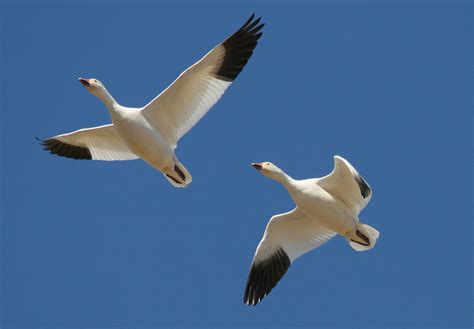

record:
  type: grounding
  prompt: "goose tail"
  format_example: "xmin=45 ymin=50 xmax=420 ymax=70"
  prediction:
xmin=348 ymin=223 xmax=380 ymax=251
xmin=163 ymin=161 xmax=192 ymax=188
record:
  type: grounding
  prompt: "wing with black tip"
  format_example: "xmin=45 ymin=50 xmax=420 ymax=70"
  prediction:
xmin=317 ymin=156 xmax=372 ymax=215
xmin=39 ymin=124 xmax=139 ymax=161
xmin=142 ymin=14 xmax=264 ymax=149
xmin=244 ymin=209 xmax=336 ymax=306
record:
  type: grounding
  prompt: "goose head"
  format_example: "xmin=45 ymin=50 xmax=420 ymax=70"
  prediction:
xmin=78 ymin=78 xmax=106 ymax=96
xmin=78 ymin=77 xmax=117 ymax=109
xmin=251 ymin=162 xmax=283 ymax=179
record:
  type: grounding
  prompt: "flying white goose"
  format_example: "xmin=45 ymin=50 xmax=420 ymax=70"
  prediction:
xmin=39 ymin=14 xmax=264 ymax=187
xmin=243 ymin=156 xmax=380 ymax=306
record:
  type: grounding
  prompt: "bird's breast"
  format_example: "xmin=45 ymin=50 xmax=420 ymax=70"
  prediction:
xmin=112 ymin=112 xmax=174 ymax=169
xmin=294 ymin=185 xmax=356 ymax=235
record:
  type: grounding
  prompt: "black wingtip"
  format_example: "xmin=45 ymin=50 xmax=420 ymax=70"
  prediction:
xmin=40 ymin=138 xmax=92 ymax=160
xmin=355 ymin=173 xmax=371 ymax=199
xmin=216 ymin=14 xmax=264 ymax=82
xmin=246 ymin=13 xmax=256 ymax=24
xmin=243 ymin=247 xmax=291 ymax=306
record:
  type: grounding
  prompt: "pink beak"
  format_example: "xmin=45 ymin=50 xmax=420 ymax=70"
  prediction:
xmin=78 ymin=78 xmax=91 ymax=87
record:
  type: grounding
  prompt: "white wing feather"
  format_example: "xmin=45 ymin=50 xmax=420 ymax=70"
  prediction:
xmin=244 ymin=208 xmax=336 ymax=305
xmin=255 ymin=208 xmax=336 ymax=263
xmin=41 ymin=124 xmax=138 ymax=161
xmin=141 ymin=63 xmax=231 ymax=149
xmin=317 ymin=155 xmax=372 ymax=215
xmin=141 ymin=15 xmax=264 ymax=149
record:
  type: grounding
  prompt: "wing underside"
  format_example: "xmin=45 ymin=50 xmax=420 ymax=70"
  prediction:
xmin=317 ymin=156 xmax=372 ymax=215
xmin=40 ymin=124 xmax=139 ymax=161
xmin=141 ymin=14 xmax=264 ymax=149
xmin=244 ymin=209 xmax=336 ymax=306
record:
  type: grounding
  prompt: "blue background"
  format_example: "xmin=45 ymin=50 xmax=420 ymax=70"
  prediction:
xmin=1 ymin=1 xmax=472 ymax=328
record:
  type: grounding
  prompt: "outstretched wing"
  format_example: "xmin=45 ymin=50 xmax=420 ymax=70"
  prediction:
xmin=317 ymin=156 xmax=372 ymax=215
xmin=141 ymin=14 xmax=264 ymax=149
xmin=39 ymin=124 xmax=139 ymax=161
xmin=244 ymin=208 xmax=336 ymax=306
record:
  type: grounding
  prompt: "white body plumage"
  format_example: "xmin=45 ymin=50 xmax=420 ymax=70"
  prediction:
xmin=244 ymin=156 xmax=380 ymax=306
xmin=40 ymin=14 xmax=264 ymax=187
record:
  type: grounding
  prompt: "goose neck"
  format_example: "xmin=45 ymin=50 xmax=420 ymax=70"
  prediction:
xmin=97 ymin=88 xmax=119 ymax=111
xmin=274 ymin=171 xmax=296 ymax=190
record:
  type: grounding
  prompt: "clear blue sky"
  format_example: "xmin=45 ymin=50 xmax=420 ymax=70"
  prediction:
xmin=1 ymin=1 xmax=471 ymax=328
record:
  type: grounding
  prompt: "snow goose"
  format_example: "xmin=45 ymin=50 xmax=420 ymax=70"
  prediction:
xmin=39 ymin=14 xmax=264 ymax=187
xmin=243 ymin=156 xmax=379 ymax=306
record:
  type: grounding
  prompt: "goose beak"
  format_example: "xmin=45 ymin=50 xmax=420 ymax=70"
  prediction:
xmin=78 ymin=78 xmax=91 ymax=87
xmin=251 ymin=163 xmax=263 ymax=171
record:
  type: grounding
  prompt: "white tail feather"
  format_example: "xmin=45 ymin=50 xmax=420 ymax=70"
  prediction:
xmin=348 ymin=223 xmax=380 ymax=252
xmin=163 ymin=161 xmax=192 ymax=188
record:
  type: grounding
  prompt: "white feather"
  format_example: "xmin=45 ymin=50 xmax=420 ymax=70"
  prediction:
xmin=48 ymin=124 xmax=138 ymax=161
